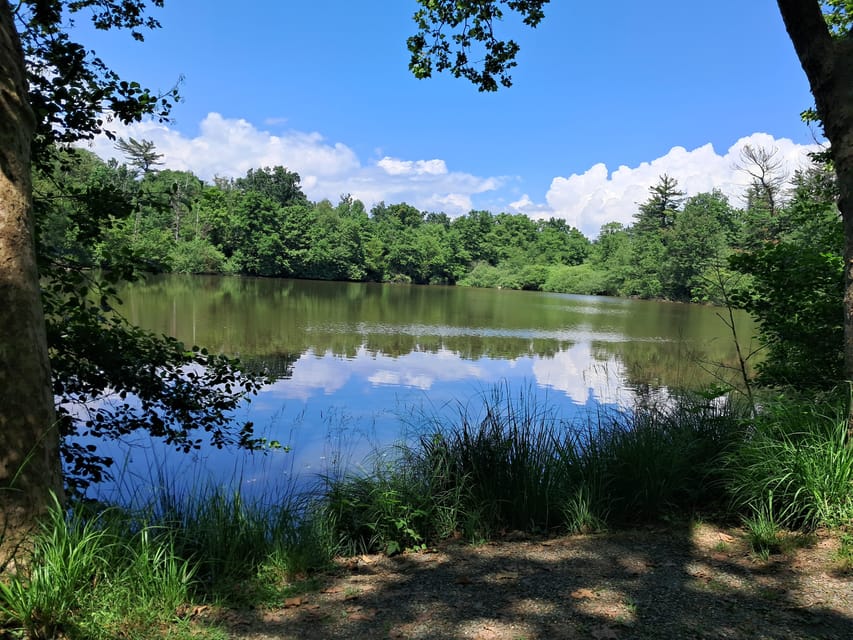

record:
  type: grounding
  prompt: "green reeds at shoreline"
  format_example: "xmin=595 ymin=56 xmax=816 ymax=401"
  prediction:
xmin=2 ymin=388 xmax=853 ymax=639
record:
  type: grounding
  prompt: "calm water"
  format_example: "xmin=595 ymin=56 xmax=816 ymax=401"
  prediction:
xmin=87 ymin=275 xmax=756 ymax=503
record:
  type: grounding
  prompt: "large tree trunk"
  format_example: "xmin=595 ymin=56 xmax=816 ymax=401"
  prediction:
xmin=776 ymin=1 xmax=853 ymax=437
xmin=0 ymin=0 xmax=63 ymax=565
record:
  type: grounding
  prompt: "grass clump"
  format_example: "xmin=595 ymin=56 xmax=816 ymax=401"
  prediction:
xmin=835 ymin=532 xmax=853 ymax=571
xmin=324 ymin=386 xmax=745 ymax=550
xmin=725 ymin=397 xmax=853 ymax=530
xmin=153 ymin=486 xmax=332 ymax=601
xmin=743 ymin=497 xmax=783 ymax=560
xmin=0 ymin=496 xmax=197 ymax=640
xmin=0 ymin=485 xmax=335 ymax=639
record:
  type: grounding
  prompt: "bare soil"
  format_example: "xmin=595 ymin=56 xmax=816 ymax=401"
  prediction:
xmin=205 ymin=524 xmax=853 ymax=640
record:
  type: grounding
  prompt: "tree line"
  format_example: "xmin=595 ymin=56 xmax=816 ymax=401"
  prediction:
xmin=41 ymin=143 xmax=837 ymax=298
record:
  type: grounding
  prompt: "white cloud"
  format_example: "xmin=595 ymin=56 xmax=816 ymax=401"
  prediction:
xmin=378 ymin=157 xmax=448 ymax=176
xmin=510 ymin=133 xmax=821 ymax=237
xmin=532 ymin=344 xmax=632 ymax=406
xmin=263 ymin=346 xmax=487 ymax=401
xmin=84 ymin=113 xmax=500 ymax=216
xmin=85 ymin=116 xmax=820 ymax=233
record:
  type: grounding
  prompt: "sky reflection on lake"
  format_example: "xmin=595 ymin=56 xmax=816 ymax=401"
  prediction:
xmin=81 ymin=276 xmax=753 ymax=507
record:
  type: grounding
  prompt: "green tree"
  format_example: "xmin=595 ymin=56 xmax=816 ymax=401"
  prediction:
xmin=590 ymin=221 xmax=632 ymax=295
xmin=451 ymin=209 xmax=497 ymax=264
xmin=633 ymin=174 xmax=683 ymax=236
xmin=731 ymin=163 xmax=844 ymax=389
xmin=408 ymin=0 xmax=853 ymax=421
xmin=115 ymin=137 xmax=164 ymax=175
xmin=533 ymin=217 xmax=589 ymax=266
xmin=489 ymin=212 xmax=538 ymax=264
xmin=622 ymin=176 xmax=684 ymax=299
xmin=0 ymin=1 xmax=273 ymax=557
xmin=233 ymin=166 xmax=308 ymax=208
xmin=1 ymin=0 xmax=183 ymax=554
xmin=663 ymin=190 xmax=734 ymax=301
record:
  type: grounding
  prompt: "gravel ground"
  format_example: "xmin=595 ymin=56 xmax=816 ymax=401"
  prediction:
xmin=200 ymin=524 xmax=853 ymax=640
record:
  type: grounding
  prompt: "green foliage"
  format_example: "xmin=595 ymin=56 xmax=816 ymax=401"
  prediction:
xmin=836 ymin=532 xmax=853 ymax=571
xmin=324 ymin=469 xmax=432 ymax=556
xmin=41 ymin=268 xmax=266 ymax=490
xmin=822 ymin=0 xmax=853 ymax=36
xmin=18 ymin=0 xmax=180 ymax=160
xmin=325 ymin=387 xmax=747 ymax=549
xmin=633 ymin=174 xmax=683 ymax=235
xmin=0 ymin=496 xmax=196 ymax=640
xmin=408 ymin=0 xmax=549 ymax=91
xmin=169 ymin=237 xmax=225 ymax=274
xmin=542 ymin=264 xmax=609 ymax=295
xmin=729 ymin=163 xmax=843 ymax=389
xmin=663 ymin=190 xmax=734 ymax=300
xmin=232 ymin=166 xmax=308 ymax=207
xmin=34 ymin=148 xmax=267 ymax=492
xmin=115 ymin=137 xmax=164 ymax=174
xmin=743 ymin=498 xmax=783 ymax=560
xmin=153 ymin=486 xmax=331 ymax=598
xmin=622 ymin=232 xmax=666 ymax=298
xmin=725 ymin=397 xmax=853 ymax=529
xmin=458 ymin=261 xmax=505 ymax=288
xmin=533 ymin=217 xmax=590 ymax=265
xmin=730 ymin=245 xmax=843 ymax=388
xmin=581 ymin=395 xmax=741 ymax=523
xmin=0 ymin=485 xmax=334 ymax=638
xmin=36 ymin=149 xmax=847 ymax=401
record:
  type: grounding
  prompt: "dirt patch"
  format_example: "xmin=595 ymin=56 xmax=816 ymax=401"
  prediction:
xmin=207 ymin=524 xmax=852 ymax=639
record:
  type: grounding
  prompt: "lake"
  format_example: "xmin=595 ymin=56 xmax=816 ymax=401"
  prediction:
xmin=85 ymin=275 xmax=756 ymax=504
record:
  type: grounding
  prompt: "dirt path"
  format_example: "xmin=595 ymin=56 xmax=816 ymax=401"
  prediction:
xmin=208 ymin=524 xmax=852 ymax=640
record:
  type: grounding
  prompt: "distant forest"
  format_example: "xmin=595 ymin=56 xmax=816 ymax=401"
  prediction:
xmin=37 ymin=141 xmax=840 ymax=307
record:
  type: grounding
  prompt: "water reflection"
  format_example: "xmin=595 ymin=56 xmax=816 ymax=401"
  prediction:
xmin=82 ymin=275 xmax=756 ymax=505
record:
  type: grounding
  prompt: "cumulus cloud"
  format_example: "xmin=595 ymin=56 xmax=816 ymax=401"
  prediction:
xmin=262 ymin=346 xmax=488 ymax=401
xmin=85 ymin=116 xmax=820 ymax=233
xmin=377 ymin=157 xmax=448 ymax=176
xmin=510 ymin=133 xmax=821 ymax=237
xmin=84 ymin=113 xmax=500 ymax=216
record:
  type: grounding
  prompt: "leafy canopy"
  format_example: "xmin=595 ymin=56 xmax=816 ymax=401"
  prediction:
xmin=13 ymin=0 xmax=180 ymax=158
xmin=408 ymin=0 xmax=549 ymax=91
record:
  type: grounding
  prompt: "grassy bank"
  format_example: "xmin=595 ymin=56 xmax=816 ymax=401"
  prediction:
xmin=2 ymin=389 xmax=853 ymax=638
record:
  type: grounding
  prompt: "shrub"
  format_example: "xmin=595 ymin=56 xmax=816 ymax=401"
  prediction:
xmin=542 ymin=264 xmax=609 ymax=295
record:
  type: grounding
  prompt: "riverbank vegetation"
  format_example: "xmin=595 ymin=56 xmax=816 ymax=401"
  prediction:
xmin=2 ymin=387 xmax=852 ymax=638
xmin=39 ymin=139 xmax=843 ymax=392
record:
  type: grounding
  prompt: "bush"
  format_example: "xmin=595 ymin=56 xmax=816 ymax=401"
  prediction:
xmin=542 ymin=264 xmax=609 ymax=295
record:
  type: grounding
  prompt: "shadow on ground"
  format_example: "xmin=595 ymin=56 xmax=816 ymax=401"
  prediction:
xmin=212 ymin=524 xmax=852 ymax=640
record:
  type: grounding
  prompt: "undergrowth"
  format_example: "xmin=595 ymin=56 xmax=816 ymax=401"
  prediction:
xmin=3 ymin=387 xmax=853 ymax=638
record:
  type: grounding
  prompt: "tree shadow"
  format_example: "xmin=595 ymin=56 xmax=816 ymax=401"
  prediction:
xmin=212 ymin=523 xmax=852 ymax=639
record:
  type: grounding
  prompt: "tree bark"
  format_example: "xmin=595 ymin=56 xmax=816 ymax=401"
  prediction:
xmin=776 ymin=1 xmax=853 ymax=437
xmin=0 ymin=0 xmax=63 ymax=565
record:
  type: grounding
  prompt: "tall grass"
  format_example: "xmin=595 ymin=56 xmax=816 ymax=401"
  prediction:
xmin=0 ymin=495 xmax=196 ymax=640
xmin=725 ymin=397 xmax=853 ymax=529
xmin=0 ymin=484 xmax=335 ymax=638
xmin=324 ymin=387 xmax=746 ymax=551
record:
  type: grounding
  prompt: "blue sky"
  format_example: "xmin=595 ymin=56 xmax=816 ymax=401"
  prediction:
xmin=77 ymin=0 xmax=821 ymax=237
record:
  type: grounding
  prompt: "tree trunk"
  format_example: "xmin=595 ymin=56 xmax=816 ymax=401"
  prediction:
xmin=0 ymin=0 xmax=64 ymax=565
xmin=776 ymin=0 xmax=853 ymax=437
